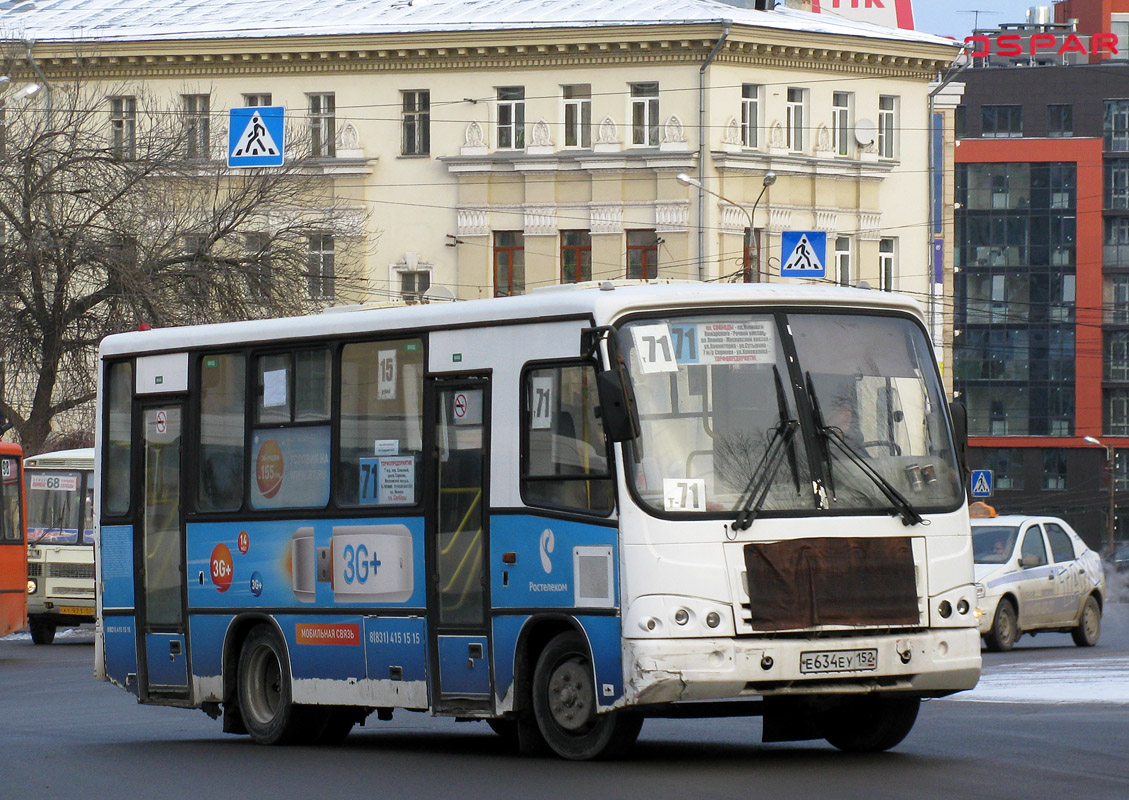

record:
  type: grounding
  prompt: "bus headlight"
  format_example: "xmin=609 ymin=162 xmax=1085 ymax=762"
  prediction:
xmin=673 ymin=608 xmax=690 ymax=626
xmin=27 ymin=578 xmax=37 ymax=594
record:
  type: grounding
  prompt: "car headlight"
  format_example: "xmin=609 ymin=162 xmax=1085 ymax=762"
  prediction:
xmin=27 ymin=578 xmax=37 ymax=594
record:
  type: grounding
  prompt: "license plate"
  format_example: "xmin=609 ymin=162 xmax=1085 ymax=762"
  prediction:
xmin=799 ymin=648 xmax=878 ymax=674
xmin=59 ymin=606 xmax=95 ymax=617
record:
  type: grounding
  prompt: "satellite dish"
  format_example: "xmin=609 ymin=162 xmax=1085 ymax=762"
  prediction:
xmin=425 ymin=285 xmax=457 ymax=303
xmin=854 ymin=119 xmax=877 ymax=146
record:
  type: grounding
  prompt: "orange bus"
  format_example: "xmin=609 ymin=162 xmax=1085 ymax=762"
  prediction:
xmin=0 ymin=442 xmax=27 ymax=637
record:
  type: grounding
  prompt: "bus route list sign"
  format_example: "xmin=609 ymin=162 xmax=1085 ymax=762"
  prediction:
xmin=228 ymin=107 xmax=285 ymax=168
xmin=780 ymin=231 xmax=827 ymax=278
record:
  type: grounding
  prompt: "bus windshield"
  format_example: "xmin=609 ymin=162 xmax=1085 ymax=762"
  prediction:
xmin=26 ymin=469 xmax=91 ymax=544
xmin=619 ymin=310 xmax=963 ymax=518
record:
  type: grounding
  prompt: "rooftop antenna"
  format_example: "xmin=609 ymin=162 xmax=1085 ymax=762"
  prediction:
xmin=958 ymin=9 xmax=1001 ymax=32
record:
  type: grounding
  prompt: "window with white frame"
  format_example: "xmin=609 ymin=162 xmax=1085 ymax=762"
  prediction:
xmin=563 ymin=85 xmax=591 ymax=148
xmin=879 ymin=238 xmax=896 ymax=291
xmin=400 ymin=269 xmax=431 ymax=303
xmin=308 ymin=93 xmax=336 ymax=158
xmin=1105 ymin=99 xmax=1129 ymax=151
xmin=832 ymin=92 xmax=851 ymax=156
xmin=244 ymin=93 xmax=272 ymax=107
xmin=182 ymin=94 xmax=210 ymax=160
xmin=1111 ymin=275 xmax=1129 ymax=323
xmin=1110 ymin=389 xmax=1129 ymax=435
xmin=835 ymin=236 xmax=851 ymax=286
xmin=786 ymin=87 xmax=806 ymax=152
xmin=1108 ymin=331 xmax=1129 ymax=382
xmin=630 ymin=82 xmax=659 ymax=147
xmin=741 ymin=84 xmax=762 ymax=148
xmin=1107 ymin=160 xmax=1129 ymax=209
xmin=878 ymin=95 xmax=898 ymax=158
xmin=307 ymin=234 xmax=335 ymax=300
xmin=402 ymin=90 xmax=430 ymax=156
xmin=497 ymin=87 xmax=525 ymax=150
xmin=109 ymin=96 xmax=136 ymax=160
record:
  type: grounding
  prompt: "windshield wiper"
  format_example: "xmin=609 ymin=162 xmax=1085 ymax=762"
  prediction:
xmin=733 ymin=367 xmax=801 ymax=531
xmin=806 ymin=372 xmax=924 ymax=527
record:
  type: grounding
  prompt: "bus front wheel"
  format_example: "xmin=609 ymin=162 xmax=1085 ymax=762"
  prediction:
xmin=531 ymin=631 xmax=642 ymax=760
xmin=823 ymin=695 xmax=920 ymax=752
xmin=29 ymin=618 xmax=56 ymax=645
xmin=237 ymin=624 xmax=306 ymax=745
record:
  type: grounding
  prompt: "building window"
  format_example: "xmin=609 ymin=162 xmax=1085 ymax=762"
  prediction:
xmin=955 ymin=105 xmax=967 ymax=139
xmin=494 ymin=231 xmax=525 ymax=296
xmin=563 ymin=85 xmax=591 ymax=148
xmin=786 ymin=87 xmax=806 ymax=152
xmin=741 ymin=84 xmax=762 ymax=148
xmin=401 ymin=90 xmax=430 ymax=156
xmin=979 ymin=448 xmax=1024 ymax=491
xmin=307 ymin=234 xmax=335 ymax=300
xmin=244 ymin=233 xmax=272 ymax=302
xmin=497 ymin=87 xmax=525 ymax=150
xmin=878 ymin=95 xmax=897 ymax=158
xmin=630 ymin=83 xmax=660 ymax=147
xmin=626 ymin=230 xmax=659 ymax=279
xmin=109 ymin=96 xmax=136 ymax=160
xmin=1042 ymin=449 xmax=1068 ymax=490
xmin=182 ymin=94 xmax=210 ymax=160
xmin=560 ymin=230 xmax=592 ymax=283
xmin=1047 ymin=104 xmax=1072 ymax=137
xmin=1108 ymin=331 xmax=1129 ymax=382
xmin=400 ymin=269 xmax=431 ymax=303
xmin=1111 ymin=389 xmax=1129 ymax=435
xmin=1105 ymin=99 xmax=1129 ymax=151
xmin=879 ymin=238 xmax=896 ymax=291
xmin=981 ymin=104 xmax=1022 ymax=138
xmin=1107 ymin=217 xmax=1129 ymax=268
xmin=1107 ymin=161 xmax=1129 ymax=209
xmin=1110 ymin=275 xmax=1129 ymax=324
xmin=835 ymin=236 xmax=851 ymax=286
xmin=832 ymin=92 xmax=851 ymax=157
xmin=308 ymin=93 xmax=335 ymax=158
xmin=244 ymin=93 xmax=272 ymax=107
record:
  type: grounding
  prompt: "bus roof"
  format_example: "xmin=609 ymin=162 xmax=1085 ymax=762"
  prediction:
xmin=24 ymin=448 xmax=95 ymax=469
xmin=99 ymin=282 xmax=927 ymax=359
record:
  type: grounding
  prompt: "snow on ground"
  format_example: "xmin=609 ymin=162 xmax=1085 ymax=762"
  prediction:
xmin=949 ymin=655 xmax=1129 ymax=705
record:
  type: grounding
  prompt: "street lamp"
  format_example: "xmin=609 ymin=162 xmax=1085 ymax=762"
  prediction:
xmin=677 ymin=171 xmax=776 ymax=282
xmin=1083 ymin=435 xmax=1116 ymax=555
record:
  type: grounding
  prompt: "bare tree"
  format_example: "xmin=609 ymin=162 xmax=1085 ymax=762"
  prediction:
xmin=0 ymin=59 xmax=372 ymax=454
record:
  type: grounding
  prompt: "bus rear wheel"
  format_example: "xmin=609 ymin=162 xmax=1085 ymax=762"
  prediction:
xmin=237 ymin=624 xmax=307 ymax=745
xmin=531 ymin=631 xmax=642 ymax=760
xmin=29 ymin=618 xmax=56 ymax=645
xmin=823 ymin=695 xmax=920 ymax=753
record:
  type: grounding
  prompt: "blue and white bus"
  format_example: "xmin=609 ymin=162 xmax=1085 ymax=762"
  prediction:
xmin=94 ymin=282 xmax=980 ymax=759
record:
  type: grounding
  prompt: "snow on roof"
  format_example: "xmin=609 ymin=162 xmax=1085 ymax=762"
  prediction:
xmin=9 ymin=0 xmax=956 ymax=48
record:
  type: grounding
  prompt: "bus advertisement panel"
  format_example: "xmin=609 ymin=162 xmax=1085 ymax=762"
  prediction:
xmin=94 ymin=283 xmax=982 ymax=759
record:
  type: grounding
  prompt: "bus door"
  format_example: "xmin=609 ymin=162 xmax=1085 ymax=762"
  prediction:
xmin=428 ymin=378 xmax=492 ymax=712
xmin=136 ymin=402 xmax=190 ymax=700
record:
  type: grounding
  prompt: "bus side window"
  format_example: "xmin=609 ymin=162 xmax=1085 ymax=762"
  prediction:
xmin=522 ymin=363 xmax=615 ymax=514
xmin=104 ymin=361 xmax=133 ymax=516
xmin=198 ymin=353 xmax=246 ymax=512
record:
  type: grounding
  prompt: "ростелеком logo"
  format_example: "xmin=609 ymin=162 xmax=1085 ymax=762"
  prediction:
xmin=539 ymin=528 xmax=555 ymax=574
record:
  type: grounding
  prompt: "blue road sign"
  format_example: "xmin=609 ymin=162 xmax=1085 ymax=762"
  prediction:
xmin=970 ymin=469 xmax=994 ymax=498
xmin=228 ymin=106 xmax=285 ymax=168
xmin=780 ymin=230 xmax=827 ymax=278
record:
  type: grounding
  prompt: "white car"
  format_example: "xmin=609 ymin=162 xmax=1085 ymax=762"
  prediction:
xmin=971 ymin=512 xmax=1106 ymax=651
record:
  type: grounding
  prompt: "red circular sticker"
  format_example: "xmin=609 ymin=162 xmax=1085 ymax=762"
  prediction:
xmin=237 ymin=530 xmax=250 ymax=554
xmin=210 ymin=543 xmax=233 ymax=593
xmin=256 ymin=440 xmax=284 ymax=499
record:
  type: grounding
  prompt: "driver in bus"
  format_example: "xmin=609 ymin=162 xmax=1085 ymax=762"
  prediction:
xmin=826 ymin=395 xmax=865 ymax=449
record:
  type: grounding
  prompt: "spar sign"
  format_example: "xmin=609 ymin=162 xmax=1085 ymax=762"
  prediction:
xmin=965 ymin=32 xmax=1119 ymax=58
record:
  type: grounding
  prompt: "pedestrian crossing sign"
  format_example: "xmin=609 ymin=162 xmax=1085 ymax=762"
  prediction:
xmin=228 ymin=107 xmax=285 ymax=168
xmin=780 ymin=230 xmax=827 ymax=278
xmin=970 ymin=469 xmax=994 ymax=498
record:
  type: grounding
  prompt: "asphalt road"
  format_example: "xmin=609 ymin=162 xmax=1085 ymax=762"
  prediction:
xmin=3 ymin=603 xmax=1127 ymax=800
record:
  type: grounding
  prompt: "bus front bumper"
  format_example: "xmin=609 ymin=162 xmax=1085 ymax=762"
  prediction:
xmin=623 ymin=627 xmax=981 ymax=706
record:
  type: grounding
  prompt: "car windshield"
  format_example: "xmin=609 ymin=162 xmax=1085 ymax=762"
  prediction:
xmin=618 ymin=310 xmax=964 ymax=518
xmin=973 ymin=525 xmax=1019 ymax=564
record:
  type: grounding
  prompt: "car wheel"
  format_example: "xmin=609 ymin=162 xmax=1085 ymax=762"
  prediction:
xmin=984 ymin=599 xmax=1018 ymax=652
xmin=531 ymin=631 xmax=643 ymax=760
xmin=824 ymin=696 xmax=920 ymax=752
xmin=1070 ymin=595 xmax=1101 ymax=647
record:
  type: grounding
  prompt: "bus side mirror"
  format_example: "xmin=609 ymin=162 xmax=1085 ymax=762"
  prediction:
xmin=949 ymin=400 xmax=969 ymax=483
xmin=597 ymin=369 xmax=640 ymax=443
